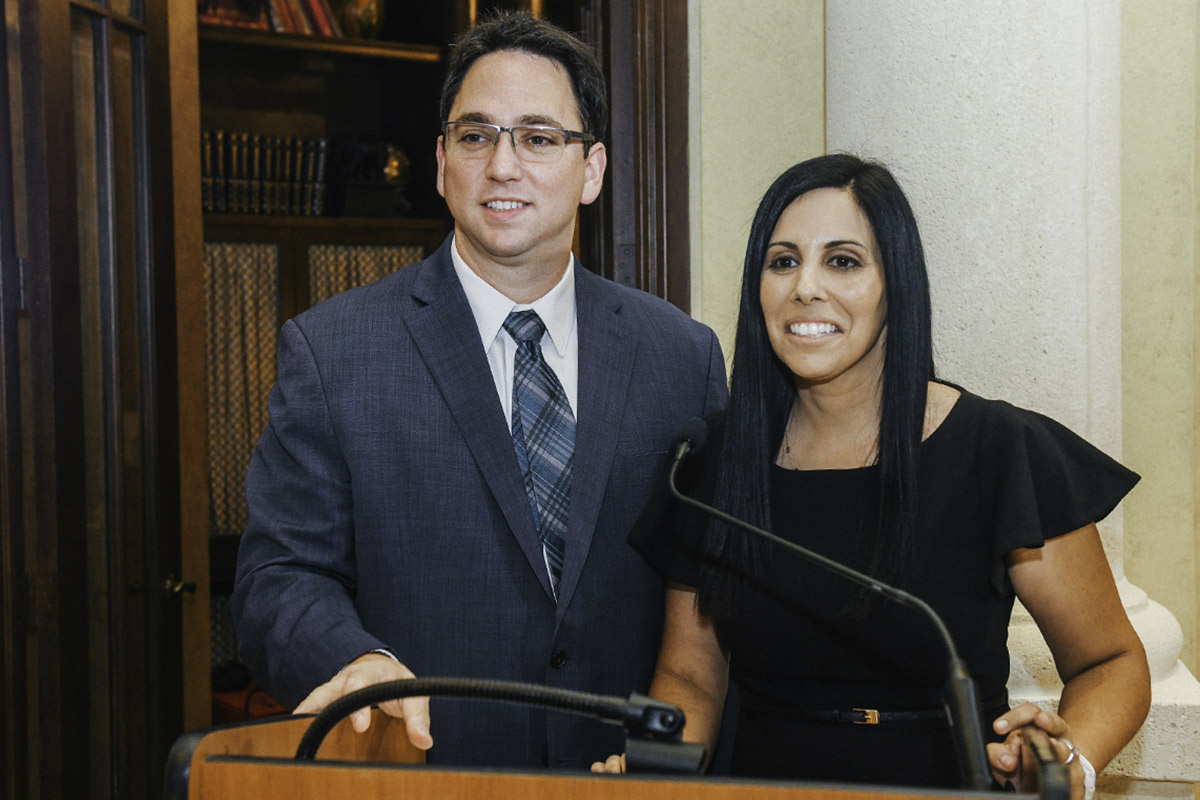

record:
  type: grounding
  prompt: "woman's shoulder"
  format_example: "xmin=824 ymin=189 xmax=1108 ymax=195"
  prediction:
xmin=933 ymin=382 xmax=1078 ymax=439
xmin=929 ymin=382 xmax=1139 ymax=550
xmin=928 ymin=381 xmax=1134 ymax=478
xmin=923 ymin=381 xmax=961 ymax=440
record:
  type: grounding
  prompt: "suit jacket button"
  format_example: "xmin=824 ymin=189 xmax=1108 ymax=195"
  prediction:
xmin=550 ymin=649 xmax=568 ymax=669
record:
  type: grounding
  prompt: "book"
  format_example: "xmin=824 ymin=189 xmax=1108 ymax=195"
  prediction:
xmin=204 ymin=129 xmax=343 ymax=216
xmin=227 ymin=131 xmax=246 ymax=213
xmin=300 ymin=138 xmax=317 ymax=215
xmin=301 ymin=0 xmax=342 ymax=37
xmin=212 ymin=129 xmax=227 ymax=213
xmin=201 ymin=130 xmax=214 ymax=212
xmin=279 ymin=136 xmax=295 ymax=215
xmin=310 ymin=138 xmax=329 ymax=216
xmin=198 ymin=0 xmax=270 ymax=30
xmin=248 ymin=134 xmax=263 ymax=213
xmin=264 ymin=136 xmax=281 ymax=214
xmin=262 ymin=0 xmax=291 ymax=33
xmin=291 ymin=137 xmax=309 ymax=215
xmin=273 ymin=135 xmax=288 ymax=214
xmin=279 ymin=0 xmax=313 ymax=35
xmin=321 ymin=0 xmax=344 ymax=36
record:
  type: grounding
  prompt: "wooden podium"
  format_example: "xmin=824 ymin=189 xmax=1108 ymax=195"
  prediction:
xmin=165 ymin=710 xmax=1016 ymax=800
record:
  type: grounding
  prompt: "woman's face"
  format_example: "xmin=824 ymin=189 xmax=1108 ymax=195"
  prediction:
xmin=759 ymin=187 xmax=888 ymax=390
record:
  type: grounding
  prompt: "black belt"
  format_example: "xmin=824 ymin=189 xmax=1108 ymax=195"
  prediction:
xmin=790 ymin=707 xmax=948 ymax=725
xmin=743 ymin=693 xmax=1007 ymax=728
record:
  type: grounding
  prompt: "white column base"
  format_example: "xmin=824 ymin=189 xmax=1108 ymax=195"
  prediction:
xmin=1097 ymin=777 xmax=1199 ymax=800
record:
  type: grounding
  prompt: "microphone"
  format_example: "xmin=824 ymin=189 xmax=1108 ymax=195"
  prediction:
xmin=666 ymin=417 xmax=993 ymax=791
xmin=670 ymin=416 xmax=708 ymax=464
xmin=293 ymin=676 xmax=707 ymax=774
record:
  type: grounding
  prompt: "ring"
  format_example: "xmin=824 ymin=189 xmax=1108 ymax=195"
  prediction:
xmin=1056 ymin=737 xmax=1079 ymax=765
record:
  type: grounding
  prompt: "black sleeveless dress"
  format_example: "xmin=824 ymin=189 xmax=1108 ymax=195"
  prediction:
xmin=631 ymin=387 xmax=1139 ymax=788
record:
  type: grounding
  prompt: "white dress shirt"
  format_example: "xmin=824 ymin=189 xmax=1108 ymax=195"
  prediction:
xmin=450 ymin=236 xmax=579 ymax=426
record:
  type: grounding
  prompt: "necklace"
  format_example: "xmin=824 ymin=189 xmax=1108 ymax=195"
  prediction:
xmin=781 ymin=416 xmax=879 ymax=470
xmin=780 ymin=419 xmax=802 ymax=469
xmin=782 ymin=440 xmax=798 ymax=469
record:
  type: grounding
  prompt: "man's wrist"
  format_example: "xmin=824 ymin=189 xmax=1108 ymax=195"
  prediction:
xmin=338 ymin=648 xmax=398 ymax=675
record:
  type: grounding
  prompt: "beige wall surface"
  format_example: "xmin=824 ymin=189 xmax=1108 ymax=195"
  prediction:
xmin=688 ymin=0 xmax=825 ymax=359
xmin=1121 ymin=2 xmax=1200 ymax=675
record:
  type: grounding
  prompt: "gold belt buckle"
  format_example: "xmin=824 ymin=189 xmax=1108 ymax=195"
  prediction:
xmin=853 ymin=708 xmax=879 ymax=725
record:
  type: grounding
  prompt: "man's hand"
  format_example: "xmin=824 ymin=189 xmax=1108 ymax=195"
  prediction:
xmin=590 ymin=753 xmax=626 ymax=773
xmin=293 ymin=652 xmax=433 ymax=750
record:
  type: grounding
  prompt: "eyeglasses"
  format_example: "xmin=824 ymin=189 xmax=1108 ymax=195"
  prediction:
xmin=441 ymin=121 xmax=596 ymax=164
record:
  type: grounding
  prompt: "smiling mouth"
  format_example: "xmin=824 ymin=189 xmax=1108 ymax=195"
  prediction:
xmin=789 ymin=322 xmax=839 ymax=337
xmin=485 ymin=200 xmax=528 ymax=211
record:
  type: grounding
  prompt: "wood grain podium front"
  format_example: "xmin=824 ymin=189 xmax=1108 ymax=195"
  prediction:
xmin=165 ymin=710 xmax=1011 ymax=800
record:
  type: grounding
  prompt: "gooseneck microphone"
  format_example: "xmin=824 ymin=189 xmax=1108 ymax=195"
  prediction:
xmin=666 ymin=418 xmax=993 ymax=791
xmin=293 ymin=677 xmax=708 ymax=774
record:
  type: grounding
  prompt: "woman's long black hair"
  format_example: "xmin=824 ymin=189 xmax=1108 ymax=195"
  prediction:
xmin=698 ymin=154 xmax=934 ymax=621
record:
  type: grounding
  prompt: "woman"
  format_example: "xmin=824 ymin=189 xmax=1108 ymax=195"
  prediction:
xmin=593 ymin=155 xmax=1149 ymax=799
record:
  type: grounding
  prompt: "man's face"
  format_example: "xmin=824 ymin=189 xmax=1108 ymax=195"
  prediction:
xmin=436 ymin=50 xmax=607 ymax=282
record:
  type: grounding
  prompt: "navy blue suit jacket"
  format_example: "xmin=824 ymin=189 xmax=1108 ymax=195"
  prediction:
xmin=230 ymin=236 xmax=727 ymax=768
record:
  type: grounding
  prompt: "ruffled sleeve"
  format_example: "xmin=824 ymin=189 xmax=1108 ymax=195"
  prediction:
xmin=978 ymin=398 xmax=1140 ymax=559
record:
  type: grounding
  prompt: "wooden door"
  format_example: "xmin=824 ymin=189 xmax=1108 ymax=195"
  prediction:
xmin=0 ymin=0 xmax=205 ymax=797
xmin=575 ymin=0 xmax=692 ymax=311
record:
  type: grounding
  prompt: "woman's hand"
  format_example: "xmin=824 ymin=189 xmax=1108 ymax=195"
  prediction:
xmin=590 ymin=753 xmax=626 ymax=774
xmin=988 ymin=703 xmax=1086 ymax=800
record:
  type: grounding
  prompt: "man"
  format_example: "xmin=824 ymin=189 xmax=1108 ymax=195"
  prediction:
xmin=229 ymin=12 xmax=727 ymax=770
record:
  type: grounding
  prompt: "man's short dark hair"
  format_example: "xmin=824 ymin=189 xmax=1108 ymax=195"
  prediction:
xmin=439 ymin=12 xmax=608 ymax=142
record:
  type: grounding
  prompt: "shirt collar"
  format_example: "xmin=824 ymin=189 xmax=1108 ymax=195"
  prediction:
xmin=450 ymin=235 xmax=576 ymax=358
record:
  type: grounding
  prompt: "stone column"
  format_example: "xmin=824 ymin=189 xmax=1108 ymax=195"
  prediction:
xmin=825 ymin=1 xmax=1200 ymax=798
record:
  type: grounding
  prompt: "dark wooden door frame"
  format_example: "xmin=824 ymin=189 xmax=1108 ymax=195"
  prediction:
xmin=0 ymin=2 xmax=28 ymax=797
xmin=4 ymin=0 xmax=91 ymax=796
xmin=1 ymin=0 xmax=195 ymax=796
xmin=579 ymin=0 xmax=690 ymax=311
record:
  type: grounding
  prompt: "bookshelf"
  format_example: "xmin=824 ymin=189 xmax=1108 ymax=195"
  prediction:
xmin=198 ymin=17 xmax=448 ymax=220
xmin=198 ymin=23 xmax=441 ymax=62
xmin=197 ymin=6 xmax=453 ymax=669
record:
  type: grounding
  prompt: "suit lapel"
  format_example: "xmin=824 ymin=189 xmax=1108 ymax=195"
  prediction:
xmin=404 ymin=246 xmax=553 ymax=598
xmin=554 ymin=267 xmax=637 ymax=621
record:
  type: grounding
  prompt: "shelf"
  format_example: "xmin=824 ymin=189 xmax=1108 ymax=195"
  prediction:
xmin=198 ymin=24 xmax=441 ymax=63
xmin=203 ymin=214 xmax=445 ymax=232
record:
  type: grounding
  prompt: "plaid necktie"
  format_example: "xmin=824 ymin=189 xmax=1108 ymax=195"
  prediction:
xmin=504 ymin=310 xmax=574 ymax=599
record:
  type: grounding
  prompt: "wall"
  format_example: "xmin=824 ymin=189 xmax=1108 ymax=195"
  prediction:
xmin=688 ymin=0 xmax=825 ymax=359
xmin=1120 ymin=0 xmax=1200 ymax=679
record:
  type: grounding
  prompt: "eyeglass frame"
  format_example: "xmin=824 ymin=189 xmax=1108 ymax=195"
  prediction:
xmin=440 ymin=120 xmax=598 ymax=161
